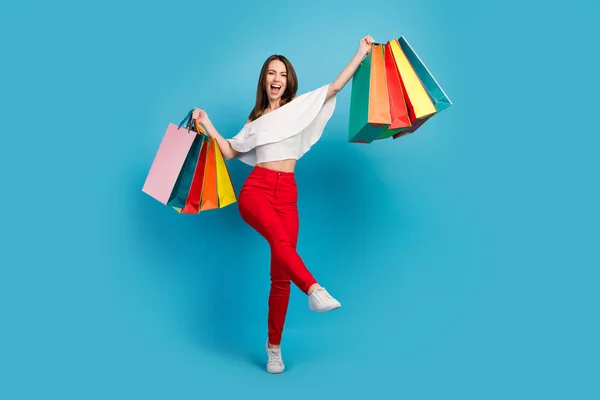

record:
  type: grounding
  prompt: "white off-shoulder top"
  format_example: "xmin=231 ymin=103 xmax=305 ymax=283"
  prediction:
xmin=226 ymin=84 xmax=337 ymax=166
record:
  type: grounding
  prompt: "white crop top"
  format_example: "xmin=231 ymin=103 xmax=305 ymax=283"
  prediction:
xmin=254 ymin=130 xmax=303 ymax=163
xmin=226 ymin=84 xmax=337 ymax=167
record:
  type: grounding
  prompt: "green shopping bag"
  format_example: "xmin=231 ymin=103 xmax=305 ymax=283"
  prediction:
xmin=348 ymin=44 xmax=391 ymax=143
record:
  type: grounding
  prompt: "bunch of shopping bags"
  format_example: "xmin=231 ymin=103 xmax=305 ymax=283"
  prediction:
xmin=349 ymin=36 xmax=452 ymax=143
xmin=142 ymin=110 xmax=237 ymax=214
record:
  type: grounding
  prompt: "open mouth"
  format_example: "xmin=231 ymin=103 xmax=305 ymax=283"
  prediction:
xmin=270 ymin=84 xmax=282 ymax=95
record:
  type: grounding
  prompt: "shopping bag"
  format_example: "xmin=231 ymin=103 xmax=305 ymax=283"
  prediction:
xmin=348 ymin=43 xmax=391 ymax=143
xmin=388 ymin=38 xmax=436 ymax=125
xmin=142 ymin=111 xmax=197 ymax=204
xmin=181 ymin=129 xmax=210 ymax=214
xmin=377 ymin=41 xmax=412 ymax=140
xmin=392 ymin=114 xmax=432 ymax=139
xmin=174 ymin=123 xmax=237 ymax=214
xmin=167 ymin=133 xmax=205 ymax=209
xmin=398 ymin=36 xmax=452 ymax=114
xmin=391 ymin=36 xmax=452 ymax=140
xmin=214 ymin=139 xmax=237 ymax=208
xmin=199 ymin=138 xmax=219 ymax=212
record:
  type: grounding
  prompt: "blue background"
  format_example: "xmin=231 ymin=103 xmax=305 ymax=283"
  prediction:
xmin=1 ymin=0 xmax=598 ymax=398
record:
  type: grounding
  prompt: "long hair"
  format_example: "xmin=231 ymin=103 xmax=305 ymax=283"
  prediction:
xmin=248 ymin=54 xmax=298 ymax=122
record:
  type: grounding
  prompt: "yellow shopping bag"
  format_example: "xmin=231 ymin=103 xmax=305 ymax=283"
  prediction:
xmin=213 ymin=138 xmax=237 ymax=208
xmin=388 ymin=38 xmax=436 ymax=123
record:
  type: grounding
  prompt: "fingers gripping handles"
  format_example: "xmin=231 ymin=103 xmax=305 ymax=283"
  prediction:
xmin=177 ymin=109 xmax=209 ymax=142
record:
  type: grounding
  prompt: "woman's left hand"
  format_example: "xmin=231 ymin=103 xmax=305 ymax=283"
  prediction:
xmin=358 ymin=35 xmax=375 ymax=56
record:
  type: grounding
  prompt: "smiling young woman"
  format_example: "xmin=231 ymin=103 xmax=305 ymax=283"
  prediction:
xmin=248 ymin=54 xmax=299 ymax=173
xmin=191 ymin=35 xmax=375 ymax=374
xmin=250 ymin=54 xmax=298 ymax=121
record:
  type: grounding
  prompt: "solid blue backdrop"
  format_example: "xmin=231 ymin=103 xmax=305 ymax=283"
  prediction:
xmin=1 ymin=0 xmax=598 ymax=398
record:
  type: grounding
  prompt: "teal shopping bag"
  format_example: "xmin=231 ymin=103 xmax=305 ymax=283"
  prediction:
xmin=398 ymin=36 xmax=452 ymax=113
xmin=166 ymin=111 xmax=208 ymax=209
xmin=348 ymin=45 xmax=391 ymax=143
xmin=166 ymin=134 xmax=205 ymax=209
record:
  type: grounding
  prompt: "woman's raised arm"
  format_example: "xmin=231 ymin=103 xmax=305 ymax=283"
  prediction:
xmin=325 ymin=35 xmax=375 ymax=101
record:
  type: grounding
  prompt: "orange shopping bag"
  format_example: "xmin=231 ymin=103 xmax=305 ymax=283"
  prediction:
xmin=199 ymin=138 xmax=219 ymax=211
xmin=348 ymin=43 xmax=391 ymax=143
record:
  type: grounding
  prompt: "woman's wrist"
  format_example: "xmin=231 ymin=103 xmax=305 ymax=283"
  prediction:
xmin=352 ymin=49 xmax=367 ymax=67
xmin=201 ymin=118 xmax=214 ymax=132
xmin=204 ymin=119 xmax=220 ymax=138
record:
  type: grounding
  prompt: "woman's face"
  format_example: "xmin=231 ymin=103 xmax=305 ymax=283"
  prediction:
xmin=265 ymin=59 xmax=288 ymax=102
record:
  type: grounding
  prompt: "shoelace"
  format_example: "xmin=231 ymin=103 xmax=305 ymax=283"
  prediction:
xmin=268 ymin=349 xmax=283 ymax=366
xmin=315 ymin=288 xmax=334 ymax=302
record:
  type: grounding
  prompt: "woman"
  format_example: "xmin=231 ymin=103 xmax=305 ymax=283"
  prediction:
xmin=192 ymin=35 xmax=375 ymax=373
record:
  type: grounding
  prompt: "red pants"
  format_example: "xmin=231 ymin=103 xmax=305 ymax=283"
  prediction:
xmin=238 ymin=166 xmax=318 ymax=345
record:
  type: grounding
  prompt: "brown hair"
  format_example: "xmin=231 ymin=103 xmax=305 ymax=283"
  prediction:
xmin=248 ymin=54 xmax=298 ymax=122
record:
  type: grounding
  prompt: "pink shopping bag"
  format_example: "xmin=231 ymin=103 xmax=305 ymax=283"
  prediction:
xmin=142 ymin=117 xmax=198 ymax=205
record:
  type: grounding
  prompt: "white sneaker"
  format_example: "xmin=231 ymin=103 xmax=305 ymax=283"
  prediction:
xmin=308 ymin=287 xmax=341 ymax=312
xmin=266 ymin=340 xmax=285 ymax=374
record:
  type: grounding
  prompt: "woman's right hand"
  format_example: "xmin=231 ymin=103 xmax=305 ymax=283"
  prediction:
xmin=192 ymin=108 xmax=210 ymax=126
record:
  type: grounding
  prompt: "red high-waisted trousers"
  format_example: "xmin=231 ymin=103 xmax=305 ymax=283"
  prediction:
xmin=238 ymin=166 xmax=318 ymax=345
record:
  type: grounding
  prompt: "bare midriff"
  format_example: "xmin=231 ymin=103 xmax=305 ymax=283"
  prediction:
xmin=256 ymin=159 xmax=297 ymax=173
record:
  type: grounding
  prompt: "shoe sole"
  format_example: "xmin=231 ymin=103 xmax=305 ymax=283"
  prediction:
xmin=310 ymin=304 xmax=341 ymax=312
